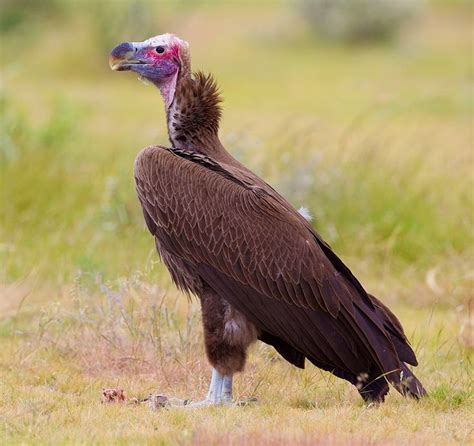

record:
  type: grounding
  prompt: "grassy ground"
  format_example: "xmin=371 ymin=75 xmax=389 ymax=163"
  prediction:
xmin=0 ymin=1 xmax=473 ymax=444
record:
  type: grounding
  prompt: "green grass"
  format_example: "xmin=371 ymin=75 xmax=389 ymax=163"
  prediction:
xmin=0 ymin=2 xmax=473 ymax=444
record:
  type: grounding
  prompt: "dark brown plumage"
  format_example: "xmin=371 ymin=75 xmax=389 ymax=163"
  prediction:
xmin=111 ymin=34 xmax=427 ymax=404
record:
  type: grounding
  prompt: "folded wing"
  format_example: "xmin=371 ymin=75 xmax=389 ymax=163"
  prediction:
xmin=134 ymin=145 xmax=423 ymax=400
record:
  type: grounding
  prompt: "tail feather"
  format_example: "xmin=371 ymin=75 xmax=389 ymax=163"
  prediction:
xmin=369 ymin=294 xmax=418 ymax=366
xmin=358 ymin=362 xmax=427 ymax=403
xmin=396 ymin=362 xmax=428 ymax=399
xmin=358 ymin=371 xmax=390 ymax=403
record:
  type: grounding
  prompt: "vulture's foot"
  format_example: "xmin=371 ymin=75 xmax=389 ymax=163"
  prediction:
xmin=184 ymin=369 xmax=258 ymax=408
xmin=185 ymin=368 xmax=233 ymax=407
xmin=146 ymin=369 xmax=257 ymax=410
xmin=185 ymin=398 xmax=232 ymax=408
xmin=184 ymin=395 xmax=257 ymax=408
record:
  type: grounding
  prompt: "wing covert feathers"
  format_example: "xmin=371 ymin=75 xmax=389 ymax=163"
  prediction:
xmin=135 ymin=145 xmax=351 ymax=316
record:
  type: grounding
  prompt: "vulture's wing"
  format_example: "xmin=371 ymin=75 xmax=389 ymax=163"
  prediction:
xmin=134 ymin=145 xmax=416 ymax=388
xmin=135 ymin=146 xmax=361 ymax=314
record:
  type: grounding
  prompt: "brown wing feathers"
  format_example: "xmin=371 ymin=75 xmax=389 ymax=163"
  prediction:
xmin=135 ymin=144 xmax=425 ymax=400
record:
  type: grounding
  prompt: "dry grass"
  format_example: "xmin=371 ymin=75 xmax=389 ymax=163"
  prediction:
xmin=0 ymin=276 xmax=472 ymax=445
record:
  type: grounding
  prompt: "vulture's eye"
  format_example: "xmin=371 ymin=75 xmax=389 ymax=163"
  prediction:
xmin=155 ymin=46 xmax=165 ymax=54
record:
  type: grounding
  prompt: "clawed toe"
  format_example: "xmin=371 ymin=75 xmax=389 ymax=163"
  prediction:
xmin=185 ymin=398 xmax=223 ymax=408
xmin=146 ymin=394 xmax=190 ymax=411
xmin=236 ymin=396 xmax=258 ymax=406
xmin=184 ymin=395 xmax=258 ymax=408
xmin=144 ymin=393 xmax=257 ymax=410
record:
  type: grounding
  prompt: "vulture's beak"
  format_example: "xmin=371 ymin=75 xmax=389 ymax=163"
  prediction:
xmin=109 ymin=42 xmax=142 ymax=71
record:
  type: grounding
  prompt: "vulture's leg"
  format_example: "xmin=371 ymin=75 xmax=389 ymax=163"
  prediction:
xmin=221 ymin=374 xmax=233 ymax=402
xmin=203 ymin=370 xmax=233 ymax=404
xmin=187 ymin=286 xmax=258 ymax=407
xmin=186 ymin=368 xmax=231 ymax=407
xmin=206 ymin=368 xmax=224 ymax=403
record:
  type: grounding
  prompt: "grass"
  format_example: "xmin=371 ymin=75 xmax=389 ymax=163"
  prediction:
xmin=0 ymin=279 xmax=472 ymax=444
xmin=0 ymin=1 xmax=473 ymax=444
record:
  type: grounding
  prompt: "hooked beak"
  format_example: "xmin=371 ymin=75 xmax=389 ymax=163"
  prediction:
xmin=109 ymin=42 xmax=144 ymax=71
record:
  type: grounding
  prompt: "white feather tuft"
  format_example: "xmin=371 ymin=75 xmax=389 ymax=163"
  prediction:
xmin=298 ymin=206 xmax=313 ymax=221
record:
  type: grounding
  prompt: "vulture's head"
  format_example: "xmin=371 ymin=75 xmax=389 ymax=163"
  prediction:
xmin=109 ymin=33 xmax=190 ymax=107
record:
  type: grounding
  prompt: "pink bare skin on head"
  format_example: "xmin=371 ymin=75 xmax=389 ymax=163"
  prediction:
xmin=109 ymin=33 xmax=190 ymax=107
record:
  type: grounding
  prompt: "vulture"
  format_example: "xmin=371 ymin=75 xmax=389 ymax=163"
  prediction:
xmin=109 ymin=34 xmax=426 ymax=406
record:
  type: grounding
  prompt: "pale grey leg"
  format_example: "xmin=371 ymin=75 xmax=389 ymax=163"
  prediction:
xmin=206 ymin=368 xmax=224 ymax=404
xmin=186 ymin=368 xmax=233 ymax=407
xmin=221 ymin=374 xmax=233 ymax=403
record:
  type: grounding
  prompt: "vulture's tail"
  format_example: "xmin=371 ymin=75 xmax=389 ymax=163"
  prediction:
xmin=396 ymin=362 xmax=428 ymax=399
xmin=359 ymin=294 xmax=428 ymax=402
xmin=358 ymin=362 xmax=427 ymax=403
xmin=358 ymin=370 xmax=390 ymax=403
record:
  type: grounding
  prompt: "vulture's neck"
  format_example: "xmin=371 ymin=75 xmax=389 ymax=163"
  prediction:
xmin=166 ymin=72 xmax=230 ymax=161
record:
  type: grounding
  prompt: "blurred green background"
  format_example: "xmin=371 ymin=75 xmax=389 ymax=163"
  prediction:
xmin=0 ymin=0 xmax=472 ymax=305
